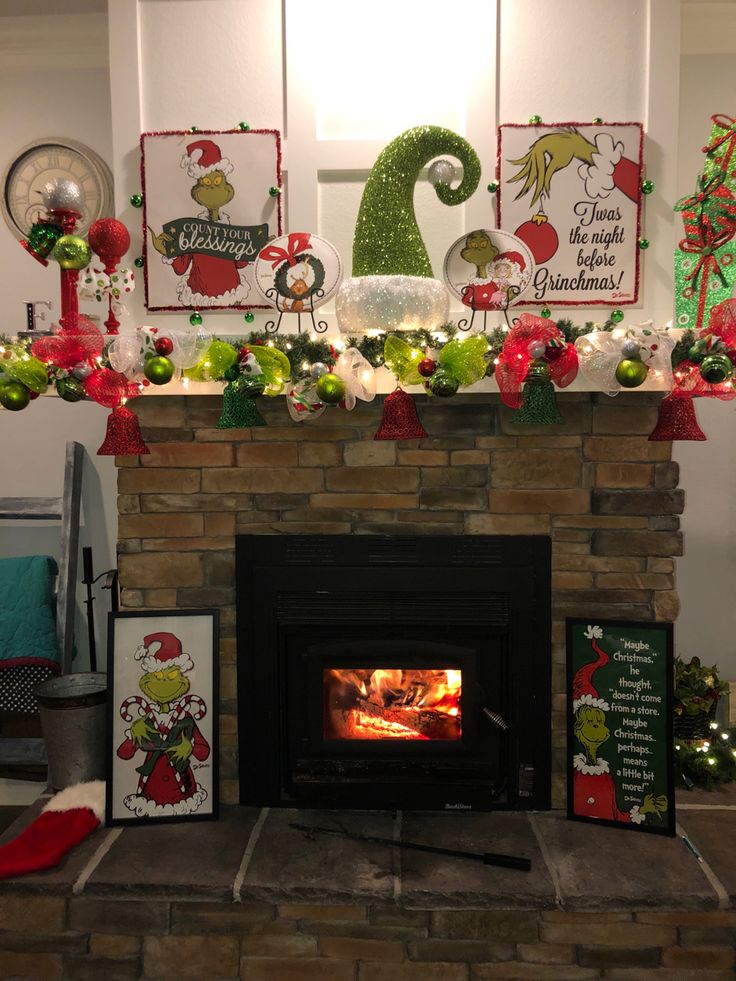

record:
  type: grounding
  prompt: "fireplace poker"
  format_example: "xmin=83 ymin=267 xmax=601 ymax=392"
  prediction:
xmin=289 ymin=823 xmax=532 ymax=872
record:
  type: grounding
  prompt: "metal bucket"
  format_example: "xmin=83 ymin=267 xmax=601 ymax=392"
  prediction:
xmin=35 ymin=672 xmax=107 ymax=790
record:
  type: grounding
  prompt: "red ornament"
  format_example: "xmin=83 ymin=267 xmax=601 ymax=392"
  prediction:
xmin=649 ymin=395 xmax=706 ymax=441
xmin=237 ymin=347 xmax=252 ymax=362
xmin=515 ymin=216 xmax=559 ymax=264
xmin=374 ymin=387 xmax=427 ymax=440
xmin=88 ymin=219 xmax=131 ymax=266
xmin=417 ymin=357 xmax=437 ymax=377
xmin=154 ymin=337 xmax=174 ymax=356
xmin=97 ymin=405 xmax=149 ymax=456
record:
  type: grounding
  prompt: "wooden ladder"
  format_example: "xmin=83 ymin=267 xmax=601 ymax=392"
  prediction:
xmin=0 ymin=441 xmax=84 ymax=768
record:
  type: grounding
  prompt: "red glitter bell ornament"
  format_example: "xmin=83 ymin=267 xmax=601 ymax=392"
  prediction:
xmin=374 ymin=387 xmax=427 ymax=440
xmin=649 ymin=395 xmax=706 ymax=441
xmin=97 ymin=404 xmax=150 ymax=456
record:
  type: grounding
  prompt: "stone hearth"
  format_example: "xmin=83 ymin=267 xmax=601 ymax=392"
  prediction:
xmin=115 ymin=391 xmax=683 ymax=808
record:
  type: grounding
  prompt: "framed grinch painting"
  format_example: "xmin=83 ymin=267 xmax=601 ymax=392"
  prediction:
xmin=140 ymin=128 xmax=282 ymax=311
xmin=106 ymin=609 xmax=219 ymax=826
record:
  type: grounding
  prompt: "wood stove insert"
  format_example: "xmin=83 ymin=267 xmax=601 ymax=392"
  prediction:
xmin=236 ymin=535 xmax=551 ymax=811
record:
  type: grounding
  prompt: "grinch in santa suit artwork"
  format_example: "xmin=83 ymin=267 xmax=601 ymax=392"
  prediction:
xmin=573 ymin=625 xmax=667 ymax=825
xmin=117 ymin=632 xmax=210 ymax=817
xmin=149 ymin=139 xmax=251 ymax=307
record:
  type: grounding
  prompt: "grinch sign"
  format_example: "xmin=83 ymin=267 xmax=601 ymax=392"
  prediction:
xmin=141 ymin=129 xmax=282 ymax=311
xmin=566 ymin=619 xmax=674 ymax=836
xmin=498 ymin=123 xmax=644 ymax=306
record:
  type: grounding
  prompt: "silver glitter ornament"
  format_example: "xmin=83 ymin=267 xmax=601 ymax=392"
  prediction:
xmin=528 ymin=340 xmax=546 ymax=359
xmin=621 ymin=339 xmax=640 ymax=358
xmin=428 ymin=159 xmax=456 ymax=187
xmin=72 ymin=362 xmax=94 ymax=380
xmin=41 ymin=178 xmax=84 ymax=213
xmin=310 ymin=362 xmax=329 ymax=379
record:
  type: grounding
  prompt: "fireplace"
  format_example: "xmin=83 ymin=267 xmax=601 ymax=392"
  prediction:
xmin=236 ymin=534 xmax=551 ymax=810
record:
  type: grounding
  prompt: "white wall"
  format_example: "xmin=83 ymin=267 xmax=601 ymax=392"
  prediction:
xmin=674 ymin=45 xmax=736 ymax=677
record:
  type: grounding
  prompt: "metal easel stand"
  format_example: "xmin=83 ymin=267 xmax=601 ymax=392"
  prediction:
xmin=263 ymin=287 xmax=329 ymax=334
xmin=456 ymin=285 xmax=522 ymax=333
xmin=81 ymin=547 xmax=119 ymax=673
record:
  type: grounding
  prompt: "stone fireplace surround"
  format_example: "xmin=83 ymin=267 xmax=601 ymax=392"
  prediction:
xmin=115 ymin=390 xmax=683 ymax=810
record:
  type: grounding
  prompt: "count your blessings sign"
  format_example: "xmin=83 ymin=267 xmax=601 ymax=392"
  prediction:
xmin=498 ymin=123 xmax=643 ymax=306
xmin=141 ymin=129 xmax=282 ymax=311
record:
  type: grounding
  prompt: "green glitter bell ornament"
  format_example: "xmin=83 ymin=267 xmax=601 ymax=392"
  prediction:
xmin=315 ymin=372 xmax=346 ymax=405
xmin=428 ymin=369 xmax=459 ymax=398
xmin=615 ymin=357 xmax=649 ymax=388
xmin=144 ymin=355 xmax=175 ymax=386
xmin=510 ymin=360 xmax=564 ymax=426
xmin=699 ymin=352 xmax=734 ymax=384
xmin=336 ymin=125 xmax=481 ymax=334
xmin=216 ymin=379 xmax=266 ymax=429
xmin=0 ymin=381 xmax=30 ymax=411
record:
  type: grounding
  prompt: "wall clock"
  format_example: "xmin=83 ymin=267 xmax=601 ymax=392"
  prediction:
xmin=1 ymin=137 xmax=114 ymax=240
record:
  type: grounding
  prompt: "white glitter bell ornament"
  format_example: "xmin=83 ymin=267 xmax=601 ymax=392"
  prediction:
xmin=41 ymin=178 xmax=84 ymax=215
xmin=336 ymin=125 xmax=481 ymax=334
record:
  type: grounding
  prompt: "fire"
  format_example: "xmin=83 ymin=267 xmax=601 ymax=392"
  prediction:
xmin=323 ymin=667 xmax=462 ymax=741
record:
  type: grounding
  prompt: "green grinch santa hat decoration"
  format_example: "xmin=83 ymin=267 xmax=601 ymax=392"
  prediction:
xmin=336 ymin=125 xmax=481 ymax=333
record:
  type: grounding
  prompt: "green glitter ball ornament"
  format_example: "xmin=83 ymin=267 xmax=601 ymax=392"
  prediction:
xmin=130 ymin=193 xmax=143 ymax=208
xmin=268 ymin=186 xmax=281 ymax=197
xmin=610 ymin=309 xmax=624 ymax=324
xmin=593 ymin=117 xmax=604 ymax=124
xmin=316 ymin=372 xmax=346 ymax=405
xmin=56 ymin=376 xmax=86 ymax=403
xmin=0 ymin=381 xmax=30 ymax=411
xmin=541 ymin=307 xmax=551 ymax=319
xmin=134 ymin=256 xmax=144 ymax=268
xmin=53 ymin=235 xmax=91 ymax=270
xmin=641 ymin=179 xmax=655 ymax=195
xmin=189 ymin=312 xmax=203 ymax=326
xmin=529 ymin=115 xmax=543 ymax=125
xmin=428 ymin=369 xmax=459 ymax=398
xmin=638 ymin=238 xmax=650 ymax=250
xmin=699 ymin=353 xmax=734 ymax=384
xmin=189 ymin=125 xmax=199 ymax=133
xmin=238 ymin=122 xmax=250 ymax=131
xmin=144 ymin=355 xmax=175 ymax=386
xmin=615 ymin=357 xmax=649 ymax=388
xmin=244 ymin=311 xmax=255 ymax=323
xmin=487 ymin=181 xmax=499 ymax=193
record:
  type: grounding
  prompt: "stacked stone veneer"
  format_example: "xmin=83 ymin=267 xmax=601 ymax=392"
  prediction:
xmin=115 ymin=391 xmax=683 ymax=807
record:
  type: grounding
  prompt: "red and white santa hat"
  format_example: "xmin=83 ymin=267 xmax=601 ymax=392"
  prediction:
xmin=181 ymin=139 xmax=233 ymax=179
xmin=495 ymin=251 xmax=526 ymax=271
xmin=134 ymin=631 xmax=193 ymax=674
xmin=572 ymin=625 xmax=610 ymax=712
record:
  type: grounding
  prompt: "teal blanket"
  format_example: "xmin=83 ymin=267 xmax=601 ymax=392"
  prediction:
xmin=0 ymin=555 xmax=59 ymax=668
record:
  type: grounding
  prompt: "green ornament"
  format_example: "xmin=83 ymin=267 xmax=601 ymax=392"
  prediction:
xmin=134 ymin=256 xmax=144 ymax=268
xmin=638 ymin=238 xmax=650 ymax=250
xmin=615 ymin=357 xmax=649 ymax=388
xmin=541 ymin=307 xmax=551 ymax=319
xmin=699 ymin=352 xmax=734 ymax=384
xmin=688 ymin=340 xmax=707 ymax=363
xmin=244 ymin=311 xmax=255 ymax=323
xmin=487 ymin=181 xmax=499 ymax=193
xmin=641 ymin=179 xmax=655 ymax=195
xmin=223 ymin=364 xmax=240 ymax=383
xmin=315 ymin=372 xmax=346 ymax=404
xmin=130 ymin=193 xmax=143 ymax=208
xmin=0 ymin=381 xmax=30 ymax=411
xmin=53 ymin=235 xmax=91 ymax=270
xmin=610 ymin=309 xmax=624 ymax=324
xmin=144 ymin=355 xmax=175 ymax=386
xmin=238 ymin=122 xmax=250 ymax=131
xmin=56 ymin=376 xmax=85 ymax=403
xmin=428 ymin=369 xmax=459 ymax=398
xmin=593 ymin=117 xmax=604 ymax=124
xmin=529 ymin=115 xmax=542 ymax=124
xmin=268 ymin=186 xmax=281 ymax=197
xmin=189 ymin=125 xmax=199 ymax=133
xmin=216 ymin=382 xmax=266 ymax=428
xmin=352 ymin=126 xmax=481 ymax=278
xmin=511 ymin=365 xmax=563 ymax=426
xmin=25 ymin=222 xmax=63 ymax=261
xmin=189 ymin=312 xmax=203 ymax=326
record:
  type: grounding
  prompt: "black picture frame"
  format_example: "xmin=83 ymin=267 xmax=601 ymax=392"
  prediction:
xmin=105 ymin=609 xmax=219 ymax=827
xmin=566 ymin=617 xmax=675 ymax=837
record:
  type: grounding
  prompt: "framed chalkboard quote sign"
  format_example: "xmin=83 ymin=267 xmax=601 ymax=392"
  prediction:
xmin=566 ymin=619 xmax=675 ymax=837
